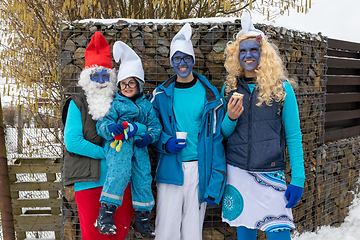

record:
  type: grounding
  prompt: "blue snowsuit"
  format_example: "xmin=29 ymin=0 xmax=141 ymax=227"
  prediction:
xmin=96 ymin=92 xmax=162 ymax=211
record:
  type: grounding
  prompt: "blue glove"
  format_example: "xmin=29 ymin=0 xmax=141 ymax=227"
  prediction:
xmin=205 ymin=198 xmax=216 ymax=207
xmin=165 ymin=138 xmax=187 ymax=153
xmin=285 ymin=184 xmax=303 ymax=208
xmin=108 ymin=123 xmax=125 ymax=136
xmin=126 ymin=123 xmax=138 ymax=138
xmin=135 ymin=134 xmax=153 ymax=148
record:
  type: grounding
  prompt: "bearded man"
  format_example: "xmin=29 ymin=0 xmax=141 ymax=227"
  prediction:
xmin=62 ymin=31 xmax=136 ymax=240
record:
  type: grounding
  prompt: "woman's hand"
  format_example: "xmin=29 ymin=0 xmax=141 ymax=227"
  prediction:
xmin=227 ymin=96 xmax=244 ymax=121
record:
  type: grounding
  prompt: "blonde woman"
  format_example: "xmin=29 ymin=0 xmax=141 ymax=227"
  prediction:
xmin=221 ymin=13 xmax=304 ymax=240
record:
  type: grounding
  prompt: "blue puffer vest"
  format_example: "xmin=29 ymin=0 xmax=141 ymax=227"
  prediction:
xmin=226 ymin=77 xmax=286 ymax=172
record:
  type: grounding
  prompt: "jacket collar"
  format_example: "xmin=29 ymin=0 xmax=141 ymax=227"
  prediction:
xmin=237 ymin=76 xmax=251 ymax=94
xmin=159 ymin=72 xmax=218 ymax=103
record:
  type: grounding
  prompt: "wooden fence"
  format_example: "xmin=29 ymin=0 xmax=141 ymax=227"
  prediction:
xmin=3 ymin=24 xmax=360 ymax=239
xmin=325 ymin=38 xmax=360 ymax=142
xmin=8 ymin=158 xmax=61 ymax=239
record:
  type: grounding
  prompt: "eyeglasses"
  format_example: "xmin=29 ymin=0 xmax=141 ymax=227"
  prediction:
xmin=172 ymin=56 xmax=193 ymax=64
xmin=120 ymin=80 xmax=137 ymax=90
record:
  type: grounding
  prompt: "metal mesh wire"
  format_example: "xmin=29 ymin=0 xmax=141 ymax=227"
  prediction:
xmin=58 ymin=21 xmax=329 ymax=240
xmin=3 ymin=20 xmax=358 ymax=240
xmin=0 ymin=20 xmax=317 ymax=240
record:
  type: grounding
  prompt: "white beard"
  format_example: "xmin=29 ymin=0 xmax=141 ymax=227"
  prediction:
xmin=78 ymin=67 xmax=117 ymax=121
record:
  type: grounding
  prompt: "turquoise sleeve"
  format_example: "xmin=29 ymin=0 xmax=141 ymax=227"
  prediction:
xmin=220 ymin=85 xmax=238 ymax=139
xmin=221 ymin=114 xmax=238 ymax=140
xmin=283 ymin=82 xmax=305 ymax=188
xmin=134 ymin=122 xmax=147 ymax=136
xmin=64 ymin=100 xmax=105 ymax=160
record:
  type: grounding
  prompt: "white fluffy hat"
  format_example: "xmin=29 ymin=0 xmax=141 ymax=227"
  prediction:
xmin=169 ymin=23 xmax=195 ymax=66
xmin=236 ymin=12 xmax=265 ymax=40
xmin=113 ymin=41 xmax=145 ymax=92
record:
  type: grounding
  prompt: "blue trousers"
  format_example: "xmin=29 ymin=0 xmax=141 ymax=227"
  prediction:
xmin=100 ymin=139 xmax=154 ymax=211
xmin=237 ymin=226 xmax=291 ymax=240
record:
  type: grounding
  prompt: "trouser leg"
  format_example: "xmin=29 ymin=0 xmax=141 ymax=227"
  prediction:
xmin=155 ymin=182 xmax=182 ymax=240
xmin=180 ymin=161 xmax=206 ymax=240
xmin=266 ymin=229 xmax=291 ymax=240
xmin=100 ymin=142 xmax=133 ymax=207
xmin=131 ymin=147 xmax=154 ymax=211
xmin=236 ymin=226 xmax=257 ymax=240
xmin=75 ymin=185 xmax=134 ymax=240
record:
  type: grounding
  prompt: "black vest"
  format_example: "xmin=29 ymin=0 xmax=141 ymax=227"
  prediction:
xmin=62 ymin=93 xmax=103 ymax=186
xmin=226 ymin=77 xmax=286 ymax=172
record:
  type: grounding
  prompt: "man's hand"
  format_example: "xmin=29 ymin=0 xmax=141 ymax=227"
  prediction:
xmin=205 ymin=198 xmax=217 ymax=207
xmin=165 ymin=138 xmax=187 ymax=153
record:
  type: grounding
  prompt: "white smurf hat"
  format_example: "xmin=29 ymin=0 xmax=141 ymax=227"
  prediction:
xmin=236 ymin=12 xmax=265 ymax=40
xmin=113 ymin=41 xmax=145 ymax=92
xmin=169 ymin=23 xmax=195 ymax=67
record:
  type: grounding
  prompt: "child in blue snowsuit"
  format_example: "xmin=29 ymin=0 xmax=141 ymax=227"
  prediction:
xmin=95 ymin=41 xmax=161 ymax=238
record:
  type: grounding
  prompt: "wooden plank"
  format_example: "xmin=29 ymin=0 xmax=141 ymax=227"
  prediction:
xmin=327 ymin=85 xmax=358 ymax=94
xmin=24 ymin=210 xmax=52 ymax=215
xmin=10 ymin=182 xmax=61 ymax=191
xmin=325 ymin=125 xmax=360 ymax=142
xmin=14 ymin=158 xmax=61 ymax=164
xmin=13 ymin=215 xmax=61 ymax=231
xmin=12 ymin=198 xmax=62 ymax=208
xmin=327 ymin=68 xmax=359 ymax=75
xmin=326 ymin=56 xmax=360 ymax=69
xmin=328 ymin=38 xmax=360 ymax=52
xmin=8 ymin=164 xmax=60 ymax=174
xmin=326 ymin=103 xmax=358 ymax=112
xmin=326 ymin=76 xmax=360 ymax=86
xmin=325 ymin=109 xmax=360 ymax=122
xmin=326 ymin=93 xmax=360 ymax=104
xmin=327 ymin=49 xmax=359 ymax=59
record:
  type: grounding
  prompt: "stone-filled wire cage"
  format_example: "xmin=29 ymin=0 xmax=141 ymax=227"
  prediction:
xmin=59 ymin=19 xmax=334 ymax=240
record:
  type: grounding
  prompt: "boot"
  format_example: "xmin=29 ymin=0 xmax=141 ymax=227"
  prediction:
xmin=133 ymin=211 xmax=155 ymax=238
xmin=94 ymin=203 xmax=117 ymax=235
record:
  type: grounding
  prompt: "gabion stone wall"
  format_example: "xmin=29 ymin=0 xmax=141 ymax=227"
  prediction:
xmin=59 ymin=19 xmax=358 ymax=240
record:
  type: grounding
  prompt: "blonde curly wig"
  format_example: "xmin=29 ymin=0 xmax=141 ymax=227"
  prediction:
xmin=224 ymin=34 xmax=297 ymax=106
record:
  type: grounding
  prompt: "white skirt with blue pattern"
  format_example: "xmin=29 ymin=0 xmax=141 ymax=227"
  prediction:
xmin=222 ymin=164 xmax=295 ymax=232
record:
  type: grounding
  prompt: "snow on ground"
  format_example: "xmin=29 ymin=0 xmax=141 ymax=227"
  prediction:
xmin=292 ymin=188 xmax=360 ymax=240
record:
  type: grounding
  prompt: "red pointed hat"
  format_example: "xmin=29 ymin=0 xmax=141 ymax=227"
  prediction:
xmin=84 ymin=31 xmax=112 ymax=69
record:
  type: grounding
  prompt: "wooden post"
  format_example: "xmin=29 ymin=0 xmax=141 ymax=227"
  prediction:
xmin=0 ymin=94 xmax=16 ymax=240
xmin=17 ymin=104 xmax=23 ymax=154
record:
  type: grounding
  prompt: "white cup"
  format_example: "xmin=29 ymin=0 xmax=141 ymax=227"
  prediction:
xmin=176 ymin=132 xmax=187 ymax=144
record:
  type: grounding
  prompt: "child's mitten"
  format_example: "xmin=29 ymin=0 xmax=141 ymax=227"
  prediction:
xmin=135 ymin=134 xmax=153 ymax=148
xmin=108 ymin=123 xmax=126 ymax=136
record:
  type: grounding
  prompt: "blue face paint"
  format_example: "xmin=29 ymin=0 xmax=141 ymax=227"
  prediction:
xmin=239 ymin=39 xmax=260 ymax=72
xmin=171 ymin=51 xmax=194 ymax=79
xmin=90 ymin=69 xmax=110 ymax=83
